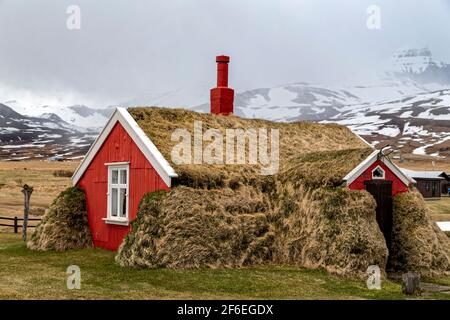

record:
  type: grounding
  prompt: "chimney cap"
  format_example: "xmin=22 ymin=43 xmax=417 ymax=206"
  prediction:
xmin=216 ymin=55 xmax=230 ymax=63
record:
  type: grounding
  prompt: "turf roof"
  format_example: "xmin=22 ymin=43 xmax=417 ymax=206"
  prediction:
xmin=128 ymin=107 xmax=373 ymax=188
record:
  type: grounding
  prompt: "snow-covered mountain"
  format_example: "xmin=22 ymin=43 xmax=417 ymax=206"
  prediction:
xmin=390 ymin=47 xmax=450 ymax=85
xmin=222 ymin=79 xmax=450 ymax=157
xmin=192 ymin=48 xmax=450 ymax=157
xmin=324 ymin=88 xmax=450 ymax=157
xmin=0 ymin=104 xmax=97 ymax=160
xmin=2 ymin=100 xmax=114 ymax=129
xmin=2 ymin=47 xmax=450 ymax=159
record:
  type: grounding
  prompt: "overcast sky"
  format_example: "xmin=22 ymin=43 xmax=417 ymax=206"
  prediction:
xmin=0 ymin=0 xmax=449 ymax=107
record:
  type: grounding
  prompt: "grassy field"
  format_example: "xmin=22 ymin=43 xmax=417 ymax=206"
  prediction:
xmin=394 ymin=154 xmax=450 ymax=172
xmin=393 ymin=157 xmax=450 ymax=222
xmin=2 ymin=232 xmax=449 ymax=300
xmin=0 ymin=161 xmax=79 ymax=218
xmin=425 ymin=197 xmax=450 ymax=222
xmin=0 ymin=159 xmax=450 ymax=299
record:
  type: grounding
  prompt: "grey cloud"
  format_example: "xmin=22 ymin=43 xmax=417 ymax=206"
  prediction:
xmin=0 ymin=0 xmax=449 ymax=106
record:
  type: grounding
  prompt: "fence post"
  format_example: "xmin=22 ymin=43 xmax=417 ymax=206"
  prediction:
xmin=14 ymin=216 xmax=18 ymax=234
xmin=21 ymin=184 xmax=33 ymax=241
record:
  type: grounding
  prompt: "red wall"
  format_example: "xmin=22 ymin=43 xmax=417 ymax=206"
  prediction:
xmin=77 ymin=122 xmax=169 ymax=251
xmin=348 ymin=159 xmax=408 ymax=196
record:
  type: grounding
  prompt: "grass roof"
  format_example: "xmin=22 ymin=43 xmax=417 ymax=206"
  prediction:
xmin=128 ymin=107 xmax=373 ymax=188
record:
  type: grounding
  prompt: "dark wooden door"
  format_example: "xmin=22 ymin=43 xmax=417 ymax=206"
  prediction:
xmin=364 ymin=181 xmax=393 ymax=251
xmin=432 ymin=181 xmax=439 ymax=198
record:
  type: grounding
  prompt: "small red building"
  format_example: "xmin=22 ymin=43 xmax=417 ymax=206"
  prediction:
xmin=71 ymin=55 xmax=235 ymax=250
xmin=344 ymin=150 xmax=413 ymax=197
xmin=343 ymin=150 xmax=414 ymax=249
xmin=71 ymin=109 xmax=177 ymax=250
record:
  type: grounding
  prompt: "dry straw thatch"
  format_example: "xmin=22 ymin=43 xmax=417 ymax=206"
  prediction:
xmin=115 ymin=107 xmax=450 ymax=276
xmin=29 ymin=107 xmax=449 ymax=277
xmin=128 ymin=107 xmax=370 ymax=188
xmin=272 ymin=184 xmax=388 ymax=275
xmin=116 ymin=187 xmax=274 ymax=268
xmin=27 ymin=187 xmax=93 ymax=251
xmin=390 ymin=190 xmax=450 ymax=277
xmin=117 ymin=107 xmax=393 ymax=276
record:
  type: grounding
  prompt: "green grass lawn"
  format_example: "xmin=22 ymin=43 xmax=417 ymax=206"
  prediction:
xmin=425 ymin=197 xmax=450 ymax=221
xmin=1 ymin=232 xmax=449 ymax=300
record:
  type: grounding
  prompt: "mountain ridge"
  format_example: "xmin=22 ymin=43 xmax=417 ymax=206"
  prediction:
xmin=2 ymin=47 xmax=450 ymax=159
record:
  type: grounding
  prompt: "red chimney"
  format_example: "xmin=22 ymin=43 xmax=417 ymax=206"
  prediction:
xmin=210 ymin=55 xmax=234 ymax=115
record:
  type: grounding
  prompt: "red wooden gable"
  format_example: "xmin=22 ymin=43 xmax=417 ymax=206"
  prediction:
xmin=348 ymin=159 xmax=408 ymax=196
xmin=77 ymin=122 xmax=169 ymax=251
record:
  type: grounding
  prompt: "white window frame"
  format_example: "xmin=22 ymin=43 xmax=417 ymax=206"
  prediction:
xmin=105 ymin=163 xmax=130 ymax=225
xmin=372 ymin=165 xmax=385 ymax=180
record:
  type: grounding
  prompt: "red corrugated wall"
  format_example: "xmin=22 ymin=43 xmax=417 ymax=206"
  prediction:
xmin=348 ymin=159 xmax=408 ymax=196
xmin=77 ymin=122 xmax=170 ymax=251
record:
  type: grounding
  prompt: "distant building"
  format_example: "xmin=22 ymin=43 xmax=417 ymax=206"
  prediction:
xmin=48 ymin=155 xmax=64 ymax=162
xmin=400 ymin=168 xmax=450 ymax=198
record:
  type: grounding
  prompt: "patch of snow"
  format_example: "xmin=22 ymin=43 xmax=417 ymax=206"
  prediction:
xmin=38 ymin=133 xmax=62 ymax=139
xmin=436 ymin=222 xmax=450 ymax=232
xmin=0 ymin=127 xmax=20 ymax=134
xmin=1 ymin=144 xmax=46 ymax=149
xmin=377 ymin=126 xmax=401 ymax=137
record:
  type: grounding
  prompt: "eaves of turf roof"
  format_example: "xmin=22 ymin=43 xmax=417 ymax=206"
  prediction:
xmin=128 ymin=107 xmax=373 ymax=187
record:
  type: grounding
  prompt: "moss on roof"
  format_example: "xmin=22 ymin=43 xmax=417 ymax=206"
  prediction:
xmin=279 ymin=148 xmax=373 ymax=188
xmin=128 ymin=107 xmax=373 ymax=188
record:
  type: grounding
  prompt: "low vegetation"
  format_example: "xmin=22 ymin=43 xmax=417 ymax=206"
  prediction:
xmin=116 ymin=149 xmax=390 ymax=276
xmin=272 ymin=184 xmax=388 ymax=276
xmin=425 ymin=197 xmax=450 ymax=222
xmin=52 ymin=170 xmax=74 ymax=178
xmin=117 ymin=187 xmax=274 ymax=268
xmin=114 ymin=108 xmax=450 ymax=277
xmin=27 ymin=187 xmax=93 ymax=251
xmin=390 ymin=190 xmax=450 ymax=277
xmin=0 ymin=233 xmax=431 ymax=300
xmin=0 ymin=160 xmax=78 ymax=217
xmin=129 ymin=107 xmax=371 ymax=187
xmin=18 ymin=109 xmax=450 ymax=284
xmin=278 ymin=148 xmax=372 ymax=188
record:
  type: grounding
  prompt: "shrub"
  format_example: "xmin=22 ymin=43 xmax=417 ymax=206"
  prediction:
xmin=272 ymin=184 xmax=388 ymax=277
xmin=27 ymin=187 xmax=93 ymax=251
xmin=389 ymin=190 xmax=450 ymax=277
xmin=29 ymin=207 xmax=46 ymax=216
xmin=52 ymin=170 xmax=74 ymax=178
xmin=116 ymin=187 xmax=274 ymax=269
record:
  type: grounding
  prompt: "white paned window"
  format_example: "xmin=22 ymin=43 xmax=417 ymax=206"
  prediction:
xmin=107 ymin=164 xmax=129 ymax=222
xmin=372 ymin=165 xmax=385 ymax=180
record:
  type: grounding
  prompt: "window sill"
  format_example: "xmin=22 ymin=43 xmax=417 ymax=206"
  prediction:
xmin=102 ymin=218 xmax=129 ymax=226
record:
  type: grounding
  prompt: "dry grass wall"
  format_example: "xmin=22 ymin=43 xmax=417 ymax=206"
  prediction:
xmin=272 ymin=184 xmax=388 ymax=276
xmin=29 ymin=107 xmax=450 ymax=277
xmin=390 ymin=190 xmax=450 ymax=277
xmin=116 ymin=147 xmax=450 ymax=276
xmin=116 ymin=187 xmax=275 ymax=268
xmin=27 ymin=187 xmax=92 ymax=251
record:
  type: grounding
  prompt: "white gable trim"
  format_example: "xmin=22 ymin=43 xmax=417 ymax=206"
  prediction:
xmin=343 ymin=150 xmax=415 ymax=187
xmin=71 ymin=107 xmax=178 ymax=187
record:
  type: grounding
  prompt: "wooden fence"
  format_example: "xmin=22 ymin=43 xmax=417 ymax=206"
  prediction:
xmin=0 ymin=216 xmax=41 ymax=233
